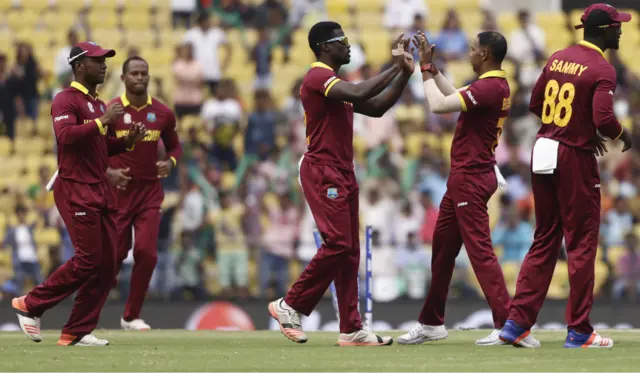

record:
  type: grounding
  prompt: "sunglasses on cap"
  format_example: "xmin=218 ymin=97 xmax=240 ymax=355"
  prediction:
xmin=598 ymin=22 xmax=622 ymax=29
xmin=317 ymin=36 xmax=349 ymax=46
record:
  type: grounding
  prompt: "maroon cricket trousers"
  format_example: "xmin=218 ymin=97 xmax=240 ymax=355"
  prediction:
xmin=24 ymin=178 xmax=118 ymax=336
xmin=419 ymin=170 xmax=511 ymax=329
xmin=509 ymin=144 xmax=600 ymax=334
xmin=284 ymin=158 xmax=363 ymax=333
xmin=113 ymin=180 xmax=163 ymax=321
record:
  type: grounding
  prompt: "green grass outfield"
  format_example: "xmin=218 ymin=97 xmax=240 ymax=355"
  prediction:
xmin=0 ymin=330 xmax=639 ymax=371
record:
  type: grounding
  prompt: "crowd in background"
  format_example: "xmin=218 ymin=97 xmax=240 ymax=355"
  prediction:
xmin=0 ymin=0 xmax=639 ymax=304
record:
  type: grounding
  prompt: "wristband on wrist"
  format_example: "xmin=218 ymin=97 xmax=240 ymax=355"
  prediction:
xmin=421 ymin=63 xmax=436 ymax=74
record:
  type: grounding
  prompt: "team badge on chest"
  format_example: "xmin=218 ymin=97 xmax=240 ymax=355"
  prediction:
xmin=327 ymin=187 xmax=338 ymax=199
xmin=124 ymin=113 xmax=132 ymax=124
xmin=147 ymin=112 xmax=156 ymax=122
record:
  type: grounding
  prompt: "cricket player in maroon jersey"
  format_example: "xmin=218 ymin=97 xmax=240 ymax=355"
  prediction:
xmin=268 ymin=21 xmax=414 ymax=346
xmin=11 ymin=42 xmax=147 ymax=346
xmin=108 ymin=56 xmax=182 ymax=331
xmin=500 ymin=4 xmax=633 ymax=349
xmin=398 ymin=31 xmax=512 ymax=346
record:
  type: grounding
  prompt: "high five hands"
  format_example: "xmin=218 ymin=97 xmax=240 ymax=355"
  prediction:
xmin=412 ymin=32 xmax=437 ymax=72
xmin=392 ymin=33 xmax=416 ymax=74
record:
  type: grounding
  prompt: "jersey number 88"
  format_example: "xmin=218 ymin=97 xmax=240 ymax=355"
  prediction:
xmin=541 ymin=79 xmax=575 ymax=128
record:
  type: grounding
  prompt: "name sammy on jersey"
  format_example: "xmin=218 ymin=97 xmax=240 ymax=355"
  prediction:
xmin=549 ymin=60 xmax=588 ymax=76
xmin=116 ymin=129 xmax=161 ymax=142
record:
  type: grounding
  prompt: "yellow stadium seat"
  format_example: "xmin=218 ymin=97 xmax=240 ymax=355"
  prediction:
xmin=547 ymin=261 xmax=569 ymax=299
xmin=88 ymin=10 xmax=119 ymax=29
xmin=42 ymin=155 xmax=57 ymax=172
xmin=24 ymin=155 xmax=43 ymax=174
xmin=55 ymin=0 xmax=87 ymax=11
xmin=14 ymin=137 xmax=46 ymax=156
xmin=594 ymin=260 xmax=609 ymax=296
xmin=0 ymin=137 xmax=12 ymax=156
xmin=6 ymin=9 xmax=40 ymax=30
xmin=42 ymin=10 xmax=77 ymax=32
xmin=501 ymin=262 xmax=519 ymax=296
xmin=0 ymin=212 xmax=6 ymax=239
xmin=608 ymin=246 xmax=627 ymax=275
xmin=121 ymin=10 xmax=153 ymax=30
xmin=35 ymin=227 xmax=61 ymax=247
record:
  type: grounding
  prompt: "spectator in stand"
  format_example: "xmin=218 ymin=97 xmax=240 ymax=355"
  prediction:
xmin=434 ymin=9 xmax=468 ymax=61
xmin=603 ymin=196 xmax=635 ymax=248
xmin=26 ymin=165 xmax=55 ymax=218
xmin=491 ymin=207 xmax=533 ymax=263
xmin=210 ymin=190 xmax=249 ymax=298
xmin=406 ymin=14 xmax=432 ymax=62
xmin=171 ymin=0 xmax=197 ymax=29
xmin=251 ymin=26 xmax=273 ymax=89
xmin=288 ymin=0 xmax=327 ymax=29
xmin=183 ymin=12 xmax=231 ymax=95
xmin=245 ymin=89 xmax=277 ymax=160
xmin=13 ymin=42 xmax=41 ymax=122
xmin=397 ymin=232 xmax=431 ymax=299
xmin=365 ymin=229 xmax=399 ymax=301
xmin=260 ymin=191 xmax=298 ymax=297
xmin=383 ymin=0 xmax=428 ymax=31
xmin=612 ymin=233 xmax=640 ymax=301
xmin=360 ymin=181 xmax=395 ymax=246
xmin=480 ymin=9 xmax=500 ymax=33
xmin=172 ymin=43 xmax=204 ymax=119
xmin=0 ymin=53 xmax=21 ymax=139
xmin=201 ymin=79 xmax=242 ymax=170
xmin=180 ymin=179 xmax=205 ymax=242
xmin=393 ymin=199 xmax=423 ymax=247
xmin=172 ymin=231 xmax=207 ymax=300
xmin=419 ymin=190 xmax=438 ymax=245
xmin=53 ymin=29 xmax=78 ymax=84
xmin=507 ymin=9 xmax=546 ymax=91
xmin=2 ymin=205 xmax=42 ymax=295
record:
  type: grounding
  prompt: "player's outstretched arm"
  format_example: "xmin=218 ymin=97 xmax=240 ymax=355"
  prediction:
xmin=422 ymin=74 xmax=463 ymax=114
xmin=354 ymin=37 xmax=415 ymax=117
xmin=413 ymin=32 xmax=462 ymax=114
xmin=327 ymin=64 xmax=402 ymax=103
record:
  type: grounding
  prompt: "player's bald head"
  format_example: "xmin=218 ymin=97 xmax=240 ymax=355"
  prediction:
xmin=477 ymin=31 xmax=508 ymax=64
xmin=308 ymin=21 xmax=342 ymax=57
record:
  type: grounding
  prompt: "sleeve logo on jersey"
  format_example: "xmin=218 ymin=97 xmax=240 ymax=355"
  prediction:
xmin=323 ymin=76 xmax=337 ymax=89
xmin=466 ymin=90 xmax=478 ymax=105
xmin=54 ymin=114 xmax=69 ymax=122
xmin=609 ymin=90 xmax=614 ymax=96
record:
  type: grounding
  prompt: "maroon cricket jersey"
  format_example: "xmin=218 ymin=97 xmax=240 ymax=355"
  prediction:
xmin=529 ymin=40 xmax=624 ymax=148
xmin=451 ymin=70 xmax=511 ymax=174
xmin=300 ymin=62 xmax=354 ymax=171
xmin=108 ymin=95 xmax=182 ymax=180
xmin=52 ymin=81 xmax=128 ymax=184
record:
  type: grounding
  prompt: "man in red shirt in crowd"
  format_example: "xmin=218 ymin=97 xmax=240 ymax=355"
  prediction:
xmin=500 ymin=3 xmax=633 ymax=349
xmin=11 ymin=42 xmax=147 ymax=347
xmin=109 ymin=56 xmax=182 ymax=331
xmin=399 ymin=31 xmax=512 ymax=346
xmin=269 ymin=21 xmax=414 ymax=346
